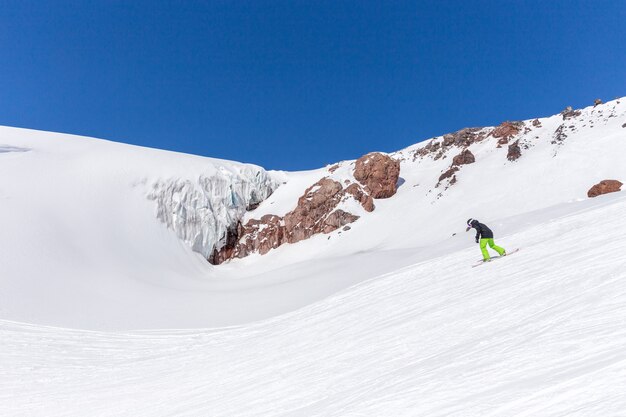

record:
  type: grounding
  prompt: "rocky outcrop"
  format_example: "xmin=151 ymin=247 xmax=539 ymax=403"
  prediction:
xmin=284 ymin=178 xmax=350 ymax=242
xmin=414 ymin=128 xmax=487 ymax=160
xmin=214 ymin=153 xmax=400 ymax=263
xmin=437 ymin=149 xmax=475 ymax=186
xmin=561 ymin=106 xmax=582 ymax=120
xmin=214 ymin=178 xmax=369 ymax=262
xmin=323 ymin=210 xmax=360 ymax=233
xmin=208 ymin=224 xmax=242 ymax=265
xmin=414 ymin=139 xmax=441 ymax=159
xmin=587 ymin=180 xmax=622 ymax=198
xmin=532 ymin=118 xmax=542 ymax=127
xmin=594 ymin=98 xmax=603 ymax=107
xmin=345 ymin=183 xmax=375 ymax=212
xmin=214 ymin=214 xmax=285 ymax=262
xmin=507 ymin=140 xmax=522 ymax=161
xmin=442 ymin=128 xmax=486 ymax=148
xmin=490 ymin=121 xmax=523 ymax=146
xmin=354 ymin=153 xmax=401 ymax=198
xmin=452 ymin=149 xmax=475 ymax=166
xmin=438 ymin=166 xmax=459 ymax=182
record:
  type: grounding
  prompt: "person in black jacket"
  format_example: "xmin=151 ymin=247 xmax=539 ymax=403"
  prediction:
xmin=466 ymin=218 xmax=506 ymax=262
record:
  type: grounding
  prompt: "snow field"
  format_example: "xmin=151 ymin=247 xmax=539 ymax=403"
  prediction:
xmin=2 ymin=192 xmax=625 ymax=416
xmin=1 ymin=99 xmax=626 ymax=415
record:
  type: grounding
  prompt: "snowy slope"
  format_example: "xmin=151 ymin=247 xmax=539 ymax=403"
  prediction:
xmin=246 ymin=98 xmax=626 ymax=254
xmin=0 ymin=127 xmax=278 ymax=329
xmin=2 ymin=191 xmax=626 ymax=416
xmin=1 ymin=95 xmax=626 ymax=415
xmin=1 ymin=99 xmax=625 ymax=331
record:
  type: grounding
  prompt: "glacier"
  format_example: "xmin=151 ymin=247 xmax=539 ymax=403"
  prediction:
xmin=148 ymin=165 xmax=278 ymax=260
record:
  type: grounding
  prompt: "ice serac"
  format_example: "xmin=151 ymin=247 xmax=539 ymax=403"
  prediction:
xmin=147 ymin=165 xmax=277 ymax=260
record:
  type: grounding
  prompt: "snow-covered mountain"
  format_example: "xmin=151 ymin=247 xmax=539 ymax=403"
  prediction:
xmin=1 ymin=97 xmax=625 ymax=416
xmin=221 ymin=98 xmax=626 ymax=264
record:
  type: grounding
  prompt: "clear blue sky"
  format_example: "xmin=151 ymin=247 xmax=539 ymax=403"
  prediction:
xmin=1 ymin=1 xmax=624 ymax=170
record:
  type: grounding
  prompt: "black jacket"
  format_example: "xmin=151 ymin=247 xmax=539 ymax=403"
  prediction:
xmin=469 ymin=220 xmax=494 ymax=241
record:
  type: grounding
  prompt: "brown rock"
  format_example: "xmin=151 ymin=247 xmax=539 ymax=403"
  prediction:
xmin=354 ymin=152 xmax=401 ymax=199
xmin=214 ymin=215 xmax=285 ymax=262
xmin=437 ymin=149 xmax=475 ymax=187
xmin=345 ymin=183 xmax=375 ymax=212
xmin=213 ymin=154 xmax=403 ymax=263
xmin=249 ymin=215 xmax=285 ymax=255
xmin=442 ymin=134 xmax=455 ymax=147
xmin=328 ymin=164 xmax=340 ymax=173
xmin=209 ymin=223 xmax=243 ymax=264
xmin=438 ymin=166 xmax=459 ymax=182
xmin=322 ymin=210 xmax=359 ymax=233
xmin=452 ymin=149 xmax=475 ymax=166
xmin=497 ymin=137 xmax=509 ymax=147
xmin=532 ymin=118 xmax=542 ymax=127
xmin=561 ymin=106 xmax=582 ymax=120
xmin=594 ymin=98 xmax=603 ymax=107
xmin=439 ymin=128 xmax=486 ymax=149
xmin=507 ymin=140 xmax=521 ymax=161
xmin=214 ymin=177 xmax=356 ymax=263
xmin=413 ymin=139 xmax=440 ymax=159
xmin=490 ymin=121 xmax=523 ymax=142
xmin=587 ymin=180 xmax=623 ymax=198
xmin=284 ymin=178 xmax=345 ymax=243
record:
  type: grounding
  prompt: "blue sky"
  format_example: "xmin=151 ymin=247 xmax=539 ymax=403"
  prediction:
xmin=1 ymin=1 xmax=624 ymax=170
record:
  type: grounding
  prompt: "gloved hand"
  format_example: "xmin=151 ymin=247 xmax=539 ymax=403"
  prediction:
xmin=475 ymin=237 xmax=479 ymax=244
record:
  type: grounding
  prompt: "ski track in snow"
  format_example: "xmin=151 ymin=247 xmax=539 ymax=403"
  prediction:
xmin=0 ymin=145 xmax=30 ymax=153
xmin=2 ymin=194 xmax=626 ymax=416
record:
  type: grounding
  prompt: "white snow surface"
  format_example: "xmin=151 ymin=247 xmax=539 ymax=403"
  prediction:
xmin=1 ymin=98 xmax=626 ymax=415
xmin=2 ymin=192 xmax=626 ymax=416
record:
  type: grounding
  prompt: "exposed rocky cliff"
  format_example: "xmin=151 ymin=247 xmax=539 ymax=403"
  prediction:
xmin=213 ymin=153 xmax=400 ymax=263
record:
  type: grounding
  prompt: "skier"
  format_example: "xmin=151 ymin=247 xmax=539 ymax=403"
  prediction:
xmin=466 ymin=218 xmax=506 ymax=262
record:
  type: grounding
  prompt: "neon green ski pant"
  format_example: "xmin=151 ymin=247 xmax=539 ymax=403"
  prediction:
xmin=480 ymin=238 xmax=506 ymax=260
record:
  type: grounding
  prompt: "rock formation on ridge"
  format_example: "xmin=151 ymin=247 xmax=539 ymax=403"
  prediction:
xmin=212 ymin=152 xmax=401 ymax=263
